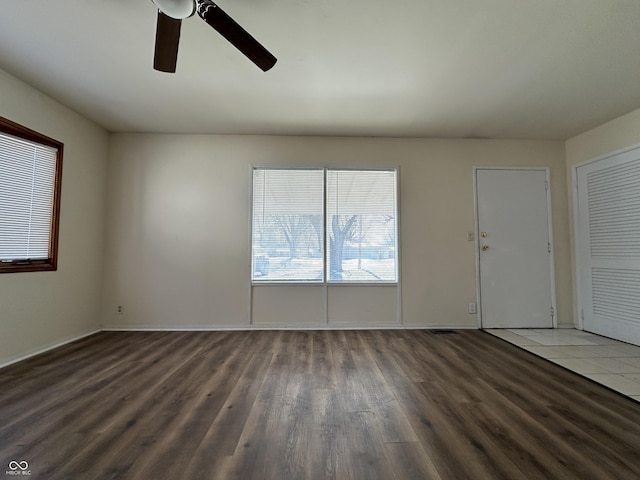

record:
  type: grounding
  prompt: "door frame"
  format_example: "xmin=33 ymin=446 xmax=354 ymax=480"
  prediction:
xmin=473 ymin=166 xmax=558 ymax=329
xmin=571 ymin=142 xmax=640 ymax=332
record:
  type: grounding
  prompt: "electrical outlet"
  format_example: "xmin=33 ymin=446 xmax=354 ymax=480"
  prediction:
xmin=116 ymin=305 xmax=124 ymax=315
xmin=468 ymin=302 xmax=476 ymax=314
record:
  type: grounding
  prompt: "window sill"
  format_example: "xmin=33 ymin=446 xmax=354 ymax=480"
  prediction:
xmin=0 ymin=261 xmax=57 ymax=274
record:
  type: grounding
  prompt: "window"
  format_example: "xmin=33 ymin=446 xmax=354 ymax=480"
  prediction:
xmin=0 ymin=116 xmax=63 ymax=273
xmin=251 ymin=168 xmax=398 ymax=283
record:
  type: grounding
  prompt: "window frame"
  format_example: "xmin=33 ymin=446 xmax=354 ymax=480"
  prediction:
xmin=250 ymin=166 xmax=399 ymax=286
xmin=0 ymin=116 xmax=64 ymax=274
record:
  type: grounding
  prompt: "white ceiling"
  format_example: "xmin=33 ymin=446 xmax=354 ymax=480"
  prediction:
xmin=1 ymin=0 xmax=639 ymax=139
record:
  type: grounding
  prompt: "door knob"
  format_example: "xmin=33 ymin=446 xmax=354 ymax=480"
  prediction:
xmin=482 ymin=245 xmax=489 ymax=251
xmin=481 ymin=232 xmax=487 ymax=237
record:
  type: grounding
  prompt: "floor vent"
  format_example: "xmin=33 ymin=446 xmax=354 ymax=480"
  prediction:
xmin=431 ymin=329 xmax=457 ymax=335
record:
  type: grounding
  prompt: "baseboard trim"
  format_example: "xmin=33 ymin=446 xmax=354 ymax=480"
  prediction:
xmin=0 ymin=329 xmax=101 ymax=370
xmin=101 ymin=324 xmax=478 ymax=331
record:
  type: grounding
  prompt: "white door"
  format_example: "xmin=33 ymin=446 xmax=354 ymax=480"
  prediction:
xmin=476 ymin=168 xmax=555 ymax=328
xmin=576 ymin=147 xmax=640 ymax=345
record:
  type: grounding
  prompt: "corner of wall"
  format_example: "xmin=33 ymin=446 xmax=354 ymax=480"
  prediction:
xmin=0 ymin=68 xmax=110 ymax=367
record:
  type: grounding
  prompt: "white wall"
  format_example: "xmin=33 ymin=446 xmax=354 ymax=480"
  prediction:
xmin=566 ymin=108 xmax=640 ymax=166
xmin=565 ymin=106 xmax=640 ymax=325
xmin=103 ymin=134 xmax=571 ymax=329
xmin=0 ymin=69 xmax=109 ymax=366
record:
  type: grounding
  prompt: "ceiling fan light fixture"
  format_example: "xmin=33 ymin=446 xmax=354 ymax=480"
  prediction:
xmin=151 ymin=0 xmax=195 ymax=19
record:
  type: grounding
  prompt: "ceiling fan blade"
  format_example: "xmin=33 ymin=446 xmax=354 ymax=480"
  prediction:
xmin=154 ymin=10 xmax=182 ymax=73
xmin=196 ymin=0 xmax=277 ymax=72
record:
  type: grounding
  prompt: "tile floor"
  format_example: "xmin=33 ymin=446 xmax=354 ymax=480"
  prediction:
xmin=485 ymin=328 xmax=640 ymax=402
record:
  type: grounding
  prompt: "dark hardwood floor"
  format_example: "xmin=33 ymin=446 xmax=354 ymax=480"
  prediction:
xmin=1 ymin=329 xmax=640 ymax=479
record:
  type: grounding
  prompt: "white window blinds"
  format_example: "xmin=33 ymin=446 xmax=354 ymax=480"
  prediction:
xmin=0 ymin=132 xmax=57 ymax=261
xmin=252 ymin=169 xmax=324 ymax=282
xmin=327 ymin=170 xmax=397 ymax=282
xmin=251 ymin=167 xmax=398 ymax=283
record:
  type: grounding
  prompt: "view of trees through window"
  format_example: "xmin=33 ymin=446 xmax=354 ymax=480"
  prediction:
xmin=252 ymin=168 xmax=397 ymax=283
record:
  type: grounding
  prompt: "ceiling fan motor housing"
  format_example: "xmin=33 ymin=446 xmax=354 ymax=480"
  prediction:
xmin=151 ymin=0 xmax=195 ymax=19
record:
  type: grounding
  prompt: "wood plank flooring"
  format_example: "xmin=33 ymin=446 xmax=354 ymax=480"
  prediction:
xmin=1 ymin=329 xmax=640 ymax=479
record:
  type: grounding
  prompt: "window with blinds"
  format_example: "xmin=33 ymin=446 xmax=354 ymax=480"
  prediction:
xmin=251 ymin=167 xmax=398 ymax=283
xmin=0 ymin=117 xmax=63 ymax=273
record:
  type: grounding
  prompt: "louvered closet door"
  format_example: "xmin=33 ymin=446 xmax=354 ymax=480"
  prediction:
xmin=577 ymin=146 xmax=640 ymax=345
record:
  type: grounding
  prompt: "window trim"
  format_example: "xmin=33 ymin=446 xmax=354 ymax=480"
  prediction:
xmin=250 ymin=166 xmax=399 ymax=286
xmin=0 ymin=116 xmax=63 ymax=274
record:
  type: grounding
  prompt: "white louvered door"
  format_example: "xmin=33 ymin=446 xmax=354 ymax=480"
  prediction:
xmin=576 ymin=146 xmax=640 ymax=345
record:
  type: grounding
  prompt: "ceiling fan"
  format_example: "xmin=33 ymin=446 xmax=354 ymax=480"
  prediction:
xmin=150 ymin=0 xmax=277 ymax=73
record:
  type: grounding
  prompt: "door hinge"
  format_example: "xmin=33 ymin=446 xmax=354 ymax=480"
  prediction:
xmin=580 ymin=309 xmax=584 ymax=320
xmin=545 ymin=180 xmax=549 ymax=190
xmin=548 ymin=242 xmax=551 ymax=253
xmin=551 ymin=306 xmax=555 ymax=319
